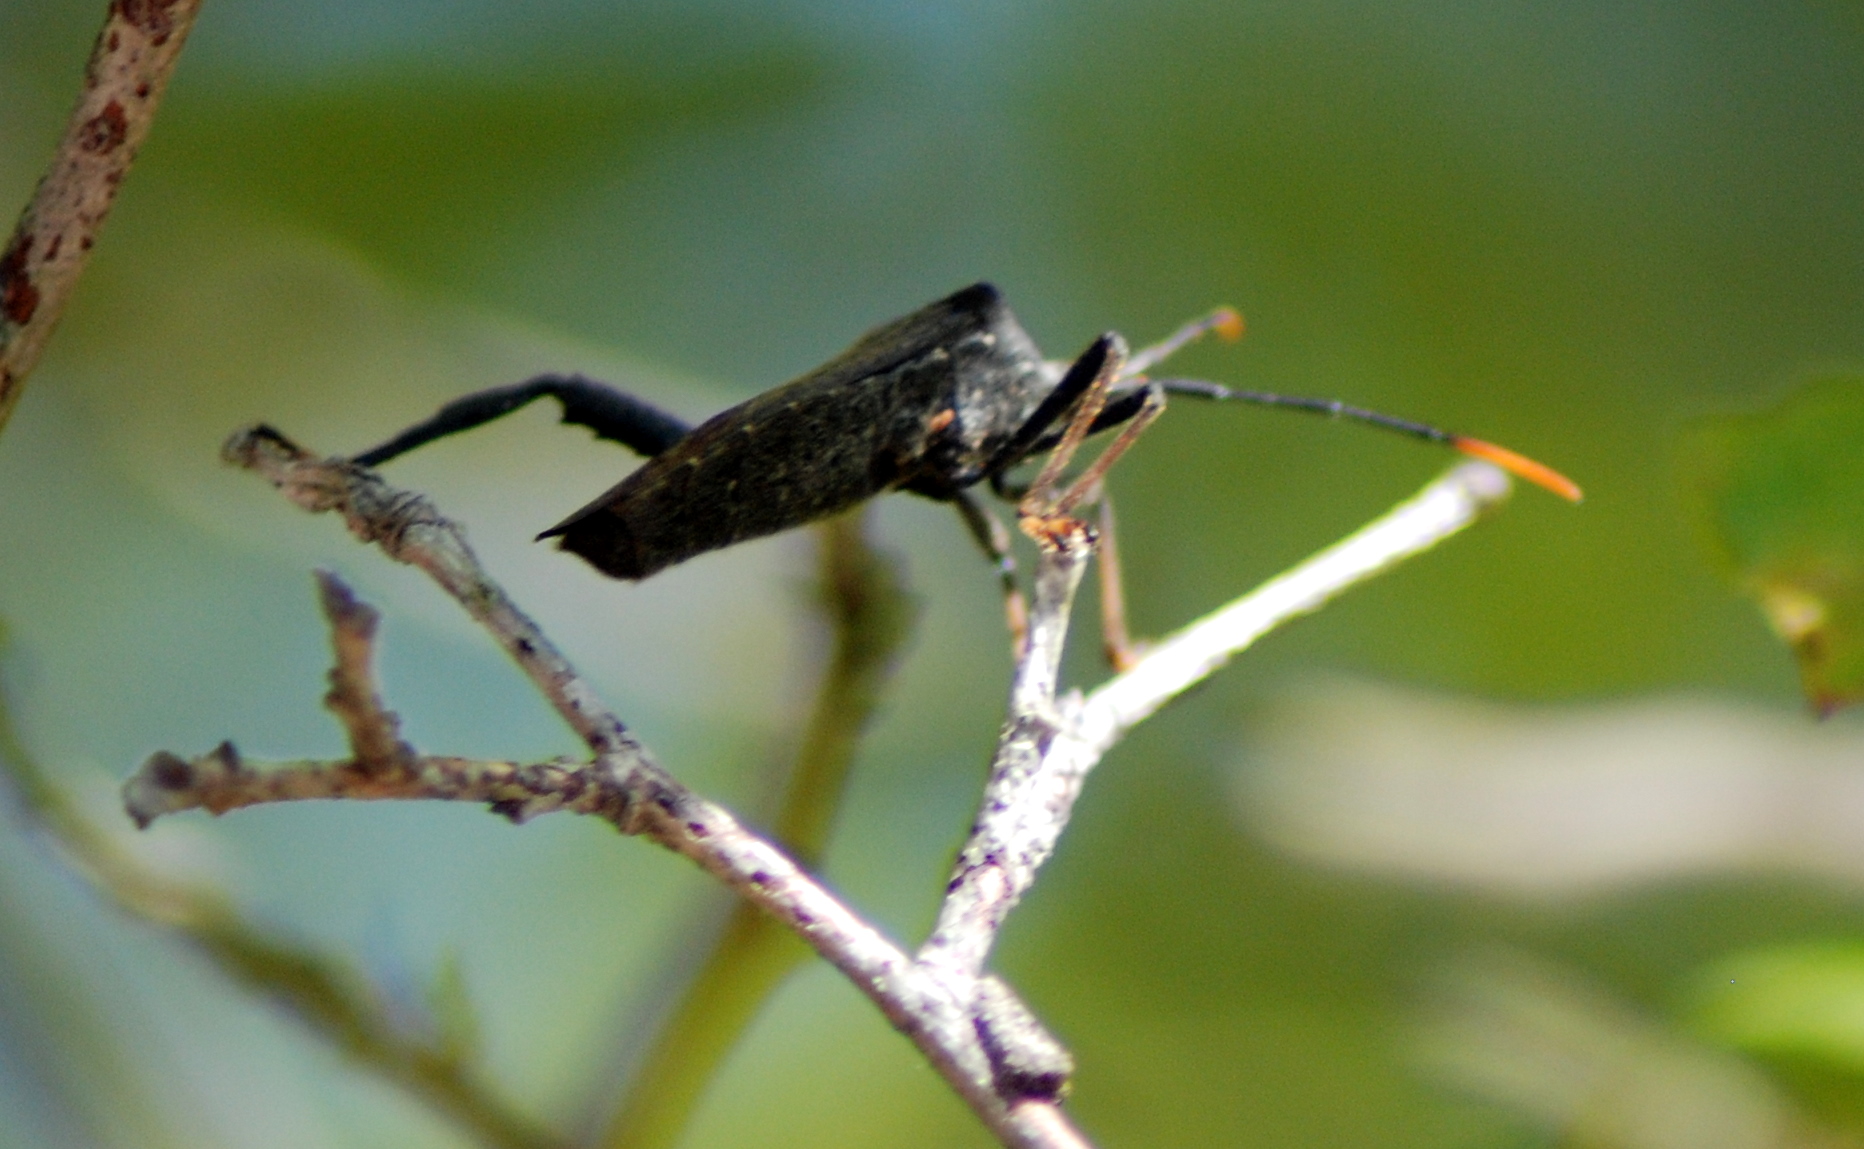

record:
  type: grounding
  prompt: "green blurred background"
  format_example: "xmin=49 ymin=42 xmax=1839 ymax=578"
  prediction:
xmin=3 ymin=1 xmax=1863 ymax=1146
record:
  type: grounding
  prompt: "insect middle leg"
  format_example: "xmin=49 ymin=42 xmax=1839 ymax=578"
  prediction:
xmin=1091 ymin=493 xmax=1147 ymax=672
xmin=351 ymin=373 xmax=693 ymax=466
xmin=952 ymin=491 xmax=1030 ymax=656
xmin=987 ymin=474 xmax=1150 ymax=670
xmin=1053 ymin=387 xmax=1180 ymax=673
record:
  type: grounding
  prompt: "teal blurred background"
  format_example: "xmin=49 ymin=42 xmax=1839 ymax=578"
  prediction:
xmin=3 ymin=1 xmax=1864 ymax=1146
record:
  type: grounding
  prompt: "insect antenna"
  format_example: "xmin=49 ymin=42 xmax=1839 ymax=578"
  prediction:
xmin=1121 ymin=307 xmax=1246 ymax=376
xmin=1138 ymin=377 xmax=1584 ymax=502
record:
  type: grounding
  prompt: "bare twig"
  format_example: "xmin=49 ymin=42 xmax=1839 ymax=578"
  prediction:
xmin=317 ymin=571 xmax=417 ymax=770
xmin=0 ymin=0 xmax=205 ymax=433
xmin=122 ymin=567 xmax=599 ymax=828
xmin=1084 ymin=461 xmax=1513 ymax=743
xmin=0 ymin=659 xmax=564 ymax=1149
xmin=124 ymin=742 xmax=605 ymax=829
xmin=167 ymin=424 xmax=1085 ymax=1149
xmin=922 ymin=462 xmax=1512 ymax=983
xmin=597 ymin=510 xmax=915 ymax=1149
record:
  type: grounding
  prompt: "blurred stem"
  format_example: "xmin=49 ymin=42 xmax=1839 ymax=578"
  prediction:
xmin=597 ymin=507 xmax=915 ymax=1149
xmin=773 ymin=509 xmax=916 ymax=863
xmin=0 ymin=639 xmax=568 ymax=1149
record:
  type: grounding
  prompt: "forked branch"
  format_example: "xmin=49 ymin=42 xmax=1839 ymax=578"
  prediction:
xmin=920 ymin=460 xmax=1512 ymax=989
xmin=123 ymin=425 xmax=1512 ymax=1149
xmin=137 ymin=425 xmax=1060 ymax=1148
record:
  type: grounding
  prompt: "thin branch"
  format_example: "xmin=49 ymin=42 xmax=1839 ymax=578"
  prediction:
xmin=0 ymin=661 xmax=564 ymax=1149
xmin=0 ymin=0 xmax=205 ymax=434
xmin=179 ymin=424 xmax=1085 ymax=1149
xmin=597 ymin=510 xmax=916 ymax=1149
xmin=1084 ymin=460 xmax=1512 ymax=743
xmin=123 ymin=567 xmax=598 ymax=828
xmin=125 ymin=744 xmax=604 ymax=828
xmin=921 ymin=461 xmax=1513 ymax=983
xmin=917 ymin=517 xmax=1094 ymax=980
xmin=316 ymin=570 xmax=418 ymax=771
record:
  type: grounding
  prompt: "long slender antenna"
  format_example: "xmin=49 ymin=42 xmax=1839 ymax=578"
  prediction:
xmin=1148 ymin=377 xmax=1584 ymax=502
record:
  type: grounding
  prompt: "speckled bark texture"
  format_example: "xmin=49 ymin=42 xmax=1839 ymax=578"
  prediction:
xmin=0 ymin=0 xmax=203 ymax=432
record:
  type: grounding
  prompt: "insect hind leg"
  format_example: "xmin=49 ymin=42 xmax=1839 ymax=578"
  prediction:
xmin=953 ymin=491 xmax=1030 ymax=657
xmin=352 ymin=374 xmax=692 ymax=467
xmin=1091 ymin=493 xmax=1150 ymax=672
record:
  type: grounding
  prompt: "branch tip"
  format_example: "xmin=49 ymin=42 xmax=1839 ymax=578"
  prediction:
xmin=315 ymin=569 xmax=379 ymax=637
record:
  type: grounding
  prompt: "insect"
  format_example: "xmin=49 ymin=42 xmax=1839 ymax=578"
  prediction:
xmin=351 ymin=283 xmax=1579 ymax=654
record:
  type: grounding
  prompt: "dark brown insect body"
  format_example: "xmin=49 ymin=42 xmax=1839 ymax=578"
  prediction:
xmin=351 ymin=281 xmax=1577 ymax=588
xmin=540 ymin=284 xmax=1053 ymax=579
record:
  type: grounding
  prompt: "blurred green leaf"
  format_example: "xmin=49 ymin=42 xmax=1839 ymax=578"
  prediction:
xmin=1686 ymin=377 xmax=1864 ymax=713
xmin=1688 ymin=941 xmax=1864 ymax=1134
xmin=1691 ymin=942 xmax=1864 ymax=1069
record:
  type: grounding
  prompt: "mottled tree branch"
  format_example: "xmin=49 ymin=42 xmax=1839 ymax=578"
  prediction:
xmin=0 ymin=0 xmax=205 ymax=433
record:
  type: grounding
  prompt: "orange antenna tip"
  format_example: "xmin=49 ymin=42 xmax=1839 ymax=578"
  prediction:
xmin=1213 ymin=307 xmax=1246 ymax=342
xmin=1451 ymin=436 xmax=1584 ymax=502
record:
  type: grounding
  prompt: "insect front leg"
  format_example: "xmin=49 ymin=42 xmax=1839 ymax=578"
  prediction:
xmin=1012 ymin=334 xmax=1126 ymax=521
xmin=989 ymin=471 xmax=1151 ymax=671
xmin=352 ymin=374 xmax=693 ymax=466
xmin=1018 ymin=344 xmax=1164 ymax=524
